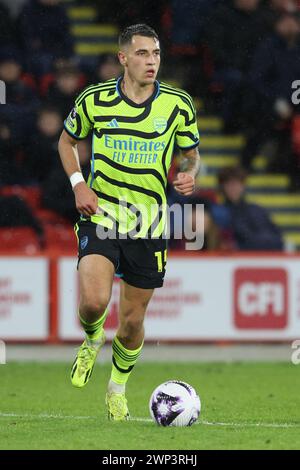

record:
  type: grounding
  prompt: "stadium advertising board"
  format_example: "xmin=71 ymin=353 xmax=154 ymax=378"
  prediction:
xmin=58 ymin=256 xmax=300 ymax=341
xmin=0 ymin=258 xmax=48 ymax=339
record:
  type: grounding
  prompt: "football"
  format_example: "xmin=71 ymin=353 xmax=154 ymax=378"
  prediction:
xmin=149 ymin=380 xmax=201 ymax=427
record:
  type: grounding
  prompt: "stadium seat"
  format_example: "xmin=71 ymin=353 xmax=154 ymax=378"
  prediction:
xmin=35 ymin=208 xmax=70 ymax=225
xmin=44 ymin=224 xmax=77 ymax=252
xmin=0 ymin=227 xmax=40 ymax=254
xmin=0 ymin=186 xmax=42 ymax=210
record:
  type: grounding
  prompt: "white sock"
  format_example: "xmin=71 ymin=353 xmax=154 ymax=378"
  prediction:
xmin=108 ymin=379 xmax=125 ymax=394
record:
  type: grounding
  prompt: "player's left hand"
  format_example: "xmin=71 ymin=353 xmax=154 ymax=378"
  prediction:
xmin=173 ymin=172 xmax=195 ymax=196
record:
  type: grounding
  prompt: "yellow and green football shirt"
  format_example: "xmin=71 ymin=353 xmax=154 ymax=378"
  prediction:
xmin=64 ymin=77 xmax=199 ymax=238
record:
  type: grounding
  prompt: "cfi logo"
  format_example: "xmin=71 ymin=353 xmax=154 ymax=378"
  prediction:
xmin=153 ymin=117 xmax=167 ymax=134
xmin=80 ymin=236 xmax=89 ymax=250
xmin=234 ymin=268 xmax=288 ymax=329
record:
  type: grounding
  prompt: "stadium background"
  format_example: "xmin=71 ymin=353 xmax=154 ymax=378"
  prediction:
xmin=1 ymin=0 xmax=300 ymax=450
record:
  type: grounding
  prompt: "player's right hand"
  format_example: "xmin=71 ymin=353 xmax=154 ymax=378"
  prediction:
xmin=73 ymin=182 xmax=98 ymax=216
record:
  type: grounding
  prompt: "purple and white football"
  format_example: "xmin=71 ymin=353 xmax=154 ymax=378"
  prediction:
xmin=149 ymin=380 xmax=201 ymax=427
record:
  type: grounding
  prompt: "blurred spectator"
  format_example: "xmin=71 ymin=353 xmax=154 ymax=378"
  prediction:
xmin=242 ymin=12 xmax=300 ymax=183
xmin=42 ymin=140 xmax=91 ymax=224
xmin=171 ymin=0 xmax=220 ymax=49
xmin=0 ymin=119 xmax=24 ymax=185
xmin=205 ymin=0 xmax=267 ymax=132
xmin=168 ymin=194 xmax=222 ymax=251
xmin=267 ymin=0 xmax=299 ymax=14
xmin=46 ymin=65 xmax=85 ymax=116
xmin=0 ymin=46 xmax=39 ymax=141
xmin=0 ymin=3 xmax=17 ymax=48
xmin=18 ymin=0 xmax=73 ymax=75
xmin=167 ymin=180 xmax=221 ymax=251
xmin=39 ymin=58 xmax=85 ymax=96
xmin=90 ymin=54 xmax=122 ymax=84
xmin=211 ymin=167 xmax=284 ymax=250
xmin=92 ymin=0 xmax=166 ymax=32
xmin=167 ymin=0 xmax=222 ymax=97
xmin=260 ymin=0 xmax=300 ymax=31
xmin=24 ymin=105 xmax=63 ymax=183
xmin=0 ymin=0 xmax=28 ymax=17
xmin=0 ymin=195 xmax=45 ymax=248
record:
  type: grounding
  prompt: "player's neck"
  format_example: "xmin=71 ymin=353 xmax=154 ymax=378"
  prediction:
xmin=121 ymin=75 xmax=155 ymax=105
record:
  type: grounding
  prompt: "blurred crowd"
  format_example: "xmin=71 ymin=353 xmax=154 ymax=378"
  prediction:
xmin=0 ymin=0 xmax=299 ymax=252
xmin=167 ymin=165 xmax=284 ymax=252
xmin=166 ymin=0 xmax=300 ymax=188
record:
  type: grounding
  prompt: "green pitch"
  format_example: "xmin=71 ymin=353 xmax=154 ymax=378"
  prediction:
xmin=0 ymin=361 xmax=300 ymax=450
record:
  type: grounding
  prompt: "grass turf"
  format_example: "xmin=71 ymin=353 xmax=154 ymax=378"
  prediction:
xmin=0 ymin=361 xmax=300 ymax=450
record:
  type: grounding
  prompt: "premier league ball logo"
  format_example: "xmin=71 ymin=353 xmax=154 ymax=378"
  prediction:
xmin=149 ymin=380 xmax=201 ymax=427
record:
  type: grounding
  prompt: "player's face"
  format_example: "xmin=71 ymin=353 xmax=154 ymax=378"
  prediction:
xmin=119 ymin=35 xmax=161 ymax=85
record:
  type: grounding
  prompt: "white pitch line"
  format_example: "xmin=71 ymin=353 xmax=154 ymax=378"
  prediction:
xmin=200 ymin=420 xmax=300 ymax=429
xmin=129 ymin=418 xmax=300 ymax=429
xmin=0 ymin=412 xmax=300 ymax=429
xmin=0 ymin=412 xmax=91 ymax=420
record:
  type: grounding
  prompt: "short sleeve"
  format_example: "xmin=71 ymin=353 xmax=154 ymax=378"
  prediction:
xmin=175 ymin=93 xmax=200 ymax=150
xmin=64 ymin=94 xmax=93 ymax=140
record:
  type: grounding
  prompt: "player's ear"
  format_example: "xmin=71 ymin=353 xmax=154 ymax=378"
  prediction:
xmin=118 ymin=51 xmax=127 ymax=67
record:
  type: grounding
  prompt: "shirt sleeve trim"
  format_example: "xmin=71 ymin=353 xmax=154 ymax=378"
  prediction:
xmin=63 ymin=122 xmax=86 ymax=140
xmin=178 ymin=141 xmax=200 ymax=150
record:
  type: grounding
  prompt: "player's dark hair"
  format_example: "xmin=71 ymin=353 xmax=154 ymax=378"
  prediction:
xmin=119 ymin=24 xmax=159 ymax=47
